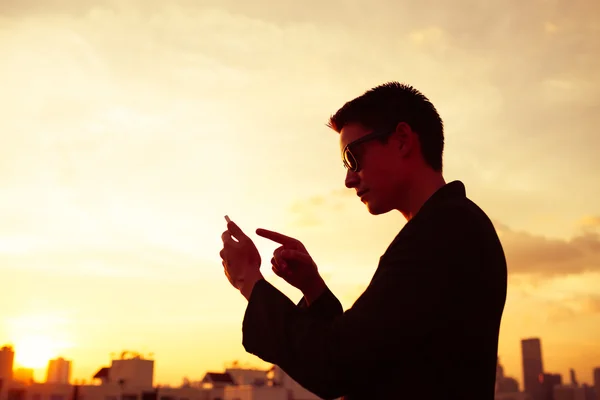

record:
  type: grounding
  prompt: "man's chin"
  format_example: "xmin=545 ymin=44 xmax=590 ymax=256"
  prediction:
xmin=364 ymin=201 xmax=391 ymax=216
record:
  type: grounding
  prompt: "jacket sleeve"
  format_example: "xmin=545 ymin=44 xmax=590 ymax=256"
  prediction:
xmin=241 ymin=217 xmax=461 ymax=400
xmin=296 ymin=286 xmax=344 ymax=320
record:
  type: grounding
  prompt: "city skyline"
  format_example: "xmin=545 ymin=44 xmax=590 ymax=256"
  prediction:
xmin=0 ymin=350 xmax=320 ymax=400
xmin=3 ymin=336 xmax=599 ymax=390
xmin=1 ymin=0 xmax=600 ymax=390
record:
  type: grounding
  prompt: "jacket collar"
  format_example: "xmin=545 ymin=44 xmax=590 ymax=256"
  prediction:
xmin=416 ymin=180 xmax=466 ymax=217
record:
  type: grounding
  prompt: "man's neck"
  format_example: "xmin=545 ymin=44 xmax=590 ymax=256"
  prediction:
xmin=399 ymin=172 xmax=446 ymax=221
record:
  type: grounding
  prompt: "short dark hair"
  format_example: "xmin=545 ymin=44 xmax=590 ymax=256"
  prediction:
xmin=327 ymin=82 xmax=444 ymax=172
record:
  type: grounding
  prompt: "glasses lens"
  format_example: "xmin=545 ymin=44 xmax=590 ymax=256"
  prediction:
xmin=343 ymin=148 xmax=358 ymax=171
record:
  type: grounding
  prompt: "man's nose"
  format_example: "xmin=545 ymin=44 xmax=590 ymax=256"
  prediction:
xmin=345 ymin=168 xmax=359 ymax=188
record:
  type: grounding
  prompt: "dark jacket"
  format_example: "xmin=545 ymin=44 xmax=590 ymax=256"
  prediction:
xmin=242 ymin=181 xmax=507 ymax=399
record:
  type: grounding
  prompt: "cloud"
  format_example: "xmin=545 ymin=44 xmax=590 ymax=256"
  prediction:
xmin=579 ymin=216 xmax=600 ymax=231
xmin=496 ymin=221 xmax=600 ymax=277
xmin=526 ymin=288 xmax=600 ymax=323
xmin=1 ymin=0 xmax=598 ymax=230
xmin=0 ymin=0 xmax=112 ymax=17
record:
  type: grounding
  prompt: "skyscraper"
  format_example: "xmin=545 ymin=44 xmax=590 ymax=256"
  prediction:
xmin=593 ymin=367 xmax=600 ymax=400
xmin=0 ymin=346 xmax=15 ymax=382
xmin=496 ymin=357 xmax=504 ymax=382
xmin=521 ymin=338 xmax=544 ymax=400
xmin=46 ymin=357 xmax=72 ymax=384
xmin=540 ymin=373 xmax=562 ymax=400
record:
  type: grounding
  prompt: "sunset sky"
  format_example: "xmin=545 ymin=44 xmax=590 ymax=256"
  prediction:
xmin=1 ymin=0 xmax=599 ymax=389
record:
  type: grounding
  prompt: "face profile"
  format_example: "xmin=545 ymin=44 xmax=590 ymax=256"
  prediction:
xmin=339 ymin=121 xmax=423 ymax=216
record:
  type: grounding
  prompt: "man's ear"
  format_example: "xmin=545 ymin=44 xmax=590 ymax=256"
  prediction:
xmin=393 ymin=122 xmax=414 ymax=157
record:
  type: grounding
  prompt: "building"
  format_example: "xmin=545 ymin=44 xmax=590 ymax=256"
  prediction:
xmin=496 ymin=357 xmax=520 ymax=394
xmin=522 ymin=338 xmax=544 ymax=400
xmin=0 ymin=380 xmax=28 ymax=400
xmin=225 ymin=367 xmax=268 ymax=386
xmin=0 ymin=346 xmax=15 ymax=382
xmin=224 ymin=385 xmax=288 ymax=400
xmin=92 ymin=352 xmax=154 ymax=389
xmin=540 ymin=373 xmax=562 ymax=400
xmin=200 ymin=372 xmax=236 ymax=400
xmin=594 ymin=367 xmax=600 ymax=400
xmin=110 ymin=356 xmax=153 ymax=389
xmin=580 ymin=384 xmax=596 ymax=400
xmin=496 ymin=392 xmax=533 ymax=400
xmin=0 ymin=380 xmax=213 ymax=400
xmin=1 ymin=357 xmax=284 ymax=400
xmin=553 ymin=384 xmax=593 ymax=400
xmin=46 ymin=358 xmax=71 ymax=384
xmin=497 ymin=357 xmax=505 ymax=392
xmin=13 ymin=368 xmax=34 ymax=384
xmin=497 ymin=377 xmax=520 ymax=394
xmin=201 ymin=372 xmax=236 ymax=388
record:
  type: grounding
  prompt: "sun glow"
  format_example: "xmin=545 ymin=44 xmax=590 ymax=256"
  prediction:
xmin=13 ymin=335 xmax=59 ymax=369
xmin=6 ymin=313 xmax=74 ymax=370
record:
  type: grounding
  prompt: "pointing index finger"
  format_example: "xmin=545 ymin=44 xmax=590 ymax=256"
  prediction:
xmin=256 ymin=228 xmax=300 ymax=248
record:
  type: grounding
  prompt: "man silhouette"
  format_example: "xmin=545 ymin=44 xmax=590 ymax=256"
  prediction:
xmin=219 ymin=82 xmax=507 ymax=399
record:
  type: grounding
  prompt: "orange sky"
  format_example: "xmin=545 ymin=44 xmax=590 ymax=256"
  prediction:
xmin=1 ymin=0 xmax=599 ymax=389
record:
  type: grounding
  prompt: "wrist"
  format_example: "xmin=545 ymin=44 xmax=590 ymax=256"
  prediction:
xmin=302 ymin=276 xmax=326 ymax=305
xmin=238 ymin=271 xmax=264 ymax=301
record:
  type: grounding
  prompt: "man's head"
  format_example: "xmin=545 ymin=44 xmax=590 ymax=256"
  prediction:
xmin=328 ymin=82 xmax=444 ymax=215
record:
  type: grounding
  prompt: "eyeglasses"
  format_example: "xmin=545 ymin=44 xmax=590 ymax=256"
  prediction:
xmin=342 ymin=130 xmax=394 ymax=172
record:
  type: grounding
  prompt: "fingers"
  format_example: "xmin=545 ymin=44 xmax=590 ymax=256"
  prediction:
xmin=226 ymin=220 xmax=249 ymax=241
xmin=223 ymin=265 xmax=234 ymax=286
xmin=221 ymin=231 xmax=236 ymax=246
xmin=278 ymin=249 xmax=313 ymax=266
xmin=270 ymin=248 xmax=314 ymax=280
xmin=272 ymin=264 xmax=286 ymax=278
xmin=271 ymin=248 xmax=290 ymax=276
xmin=271 ymin=258 xmax=290 ymax=279
xmin=256 ymin=228 xmax=296 ymax=244
xmin=273 ymin=247 xmax=287 ymax=269
xmin=271 ymin=254 xmax=288 ymax=270
xmin=256 ymin=228 xmax=304 ymax=249
xmin=220 ymin=219 xmax=246 ymax=264
xmin=221 ymin=222 xmax=248 ymax=247
xmin=271 ymin=246 xmax=313 ymax=269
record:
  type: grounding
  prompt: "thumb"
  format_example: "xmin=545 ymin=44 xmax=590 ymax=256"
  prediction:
xmin=280 ymin=249 xmax=313 ymax=265
xmin=227 ymin=221 xmax=248 ymax=240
